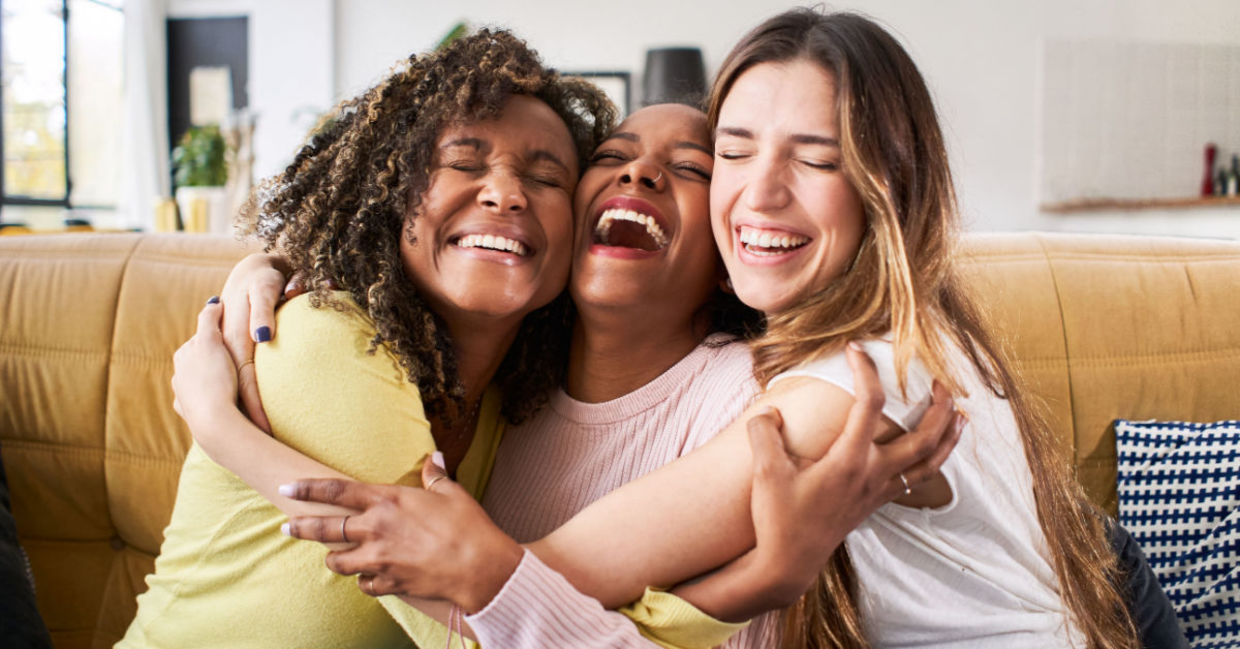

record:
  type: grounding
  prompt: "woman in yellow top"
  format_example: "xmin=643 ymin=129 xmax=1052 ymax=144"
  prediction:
xmin=122 ymin=29 xmax=610 ymax=647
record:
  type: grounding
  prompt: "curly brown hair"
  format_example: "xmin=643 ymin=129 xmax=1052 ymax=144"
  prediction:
xmin=240 ymin=28 xmax=616 ymax=425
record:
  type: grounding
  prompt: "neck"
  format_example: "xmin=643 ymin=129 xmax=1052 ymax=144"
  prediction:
xmin=565 ymin=304 xmax=704 ymax=403
xmin=443 ymin=313 xmax=521 ymax=407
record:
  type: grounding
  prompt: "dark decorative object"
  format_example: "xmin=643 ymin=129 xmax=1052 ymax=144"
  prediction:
xmin=642 ymin=47 xmax=706 ymax=107
xmin=1202 ymin=143 xmax=1216 ymax=196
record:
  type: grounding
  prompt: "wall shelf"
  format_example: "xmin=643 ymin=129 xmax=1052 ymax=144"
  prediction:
xmin=1040 ymin=196 xmax=1240 ymax=214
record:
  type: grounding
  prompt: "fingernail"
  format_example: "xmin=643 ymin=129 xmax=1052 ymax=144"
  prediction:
xmin=254 ymin=326 xmax=272 ymax=343
xmin=431 ymin=451 xmax=446 ymax=471
xmin=277 ymin=483 xmax=295 ymax=497
xmin=848 ymin=340 xmax=863 ymax=352
xmin=280 ymin=522 xmax=291 ymax=536
xmin=206 ymin=295 xmax=220 ymax=305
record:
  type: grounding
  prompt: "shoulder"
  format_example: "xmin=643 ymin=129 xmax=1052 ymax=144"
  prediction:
xmin=256 ymin=291 xmax=403 ymax=389
xmin=768 ymin=339 xmax=934 ymax=432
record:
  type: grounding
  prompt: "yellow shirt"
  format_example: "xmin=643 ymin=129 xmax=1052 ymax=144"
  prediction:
xmin=119 ymin=293 xmax=502 ymax=648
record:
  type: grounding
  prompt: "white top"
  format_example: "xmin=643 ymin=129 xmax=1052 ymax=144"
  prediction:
xmin=771 ymin=339 xmax=1083 ymax=649
xmin=470 ymin=336 xmax=781 ymax=648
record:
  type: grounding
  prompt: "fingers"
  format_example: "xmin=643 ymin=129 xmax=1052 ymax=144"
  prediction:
xmin=357 ymin=573 xmax=400 ymax=598
xmin=285 ymin=514 xmax=356 ymax=544
xmin=284 ymin=271 xmax=309 ymax=300
xmin=421 ymin=451 xmax=454 ymax=493
xmin=902 ymin=413 xmax=965 ymax=485
xmin=278 ymin=478 xmax=383 ymax=509
xmin=248 ymin=271 xmax=284 ymax=344
xmin=237 ymin=362 xmax=271 ymax=434
xmin=747 ymin=407 xmax=795 ymax=481
xmin=831 ymin=342 xmax=887 ymax=457
xmin=196 ymin=300 xmax=225 ymax=342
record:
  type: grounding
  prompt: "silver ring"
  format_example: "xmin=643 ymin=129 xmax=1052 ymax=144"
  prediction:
xmin=652 ymin=171 xmax=662 ymax=184
xmin=898 ymin=472 xmax=912 ymax=495
xmin=425 ymin=475 xmax=447 ymax=492
xmin=360 ymin=574 xmax=375 ymax=597
xmin=340 ymin=515 xmax=350 ymax=543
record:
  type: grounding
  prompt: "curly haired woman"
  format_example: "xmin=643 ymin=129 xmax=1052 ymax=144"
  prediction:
xmin=117 ymin=30 xmax=615 ymax=648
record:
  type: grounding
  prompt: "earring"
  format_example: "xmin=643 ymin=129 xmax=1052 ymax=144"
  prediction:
xmin=720 ymin=276 xmax=734 ymax=294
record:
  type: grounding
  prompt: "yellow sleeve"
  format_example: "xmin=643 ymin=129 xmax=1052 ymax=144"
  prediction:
xmin=256 ymin=291 xmax=435 ymax=486
xmin=259 ymin=293 xmax=511 ymax=648
xmin=621 ymin=588 xmax=750 ymax=649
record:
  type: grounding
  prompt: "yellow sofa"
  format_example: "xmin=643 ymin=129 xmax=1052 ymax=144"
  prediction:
xmin=1 ymin=231 xmax=1238 ymax=648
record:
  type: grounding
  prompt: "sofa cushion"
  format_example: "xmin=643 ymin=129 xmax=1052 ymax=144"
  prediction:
xmin=1116 ymin=419 xmax=1240 ymax=648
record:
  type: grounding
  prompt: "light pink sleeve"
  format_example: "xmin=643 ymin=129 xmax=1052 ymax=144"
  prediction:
xmin=465 ymin=550 xmax=662 ymax=648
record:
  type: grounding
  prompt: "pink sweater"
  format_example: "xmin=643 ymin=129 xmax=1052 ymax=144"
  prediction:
xmin=467 ymin=336 xmax=782 ymax=648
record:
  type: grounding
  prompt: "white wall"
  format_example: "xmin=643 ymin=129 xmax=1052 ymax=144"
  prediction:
xmin=180 ymin=0 xmax=1240 ymax=235
xmin=168 ymin=0 xmax=334 ymax=181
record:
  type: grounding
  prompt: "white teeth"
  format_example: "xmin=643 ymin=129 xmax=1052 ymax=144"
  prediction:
xmin=739 ymin=226 xmax=808 ymax=252
xmin=456 ymin=234 xmax=528 ymax=256
xmin=592 ymin=208 xmax=669 ymax=248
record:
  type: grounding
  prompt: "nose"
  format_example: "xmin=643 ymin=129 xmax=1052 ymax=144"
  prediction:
xmin=478 ymin=169 xmax=528 ymax=214
xmin=742 ymin=157 xmax=790 ymax=212
xmin=619 ymin=160 xmax=664 ymax=191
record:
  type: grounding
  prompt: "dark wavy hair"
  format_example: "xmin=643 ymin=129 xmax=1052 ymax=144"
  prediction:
xmin=240 ymin=28 xmax=616 ymax=425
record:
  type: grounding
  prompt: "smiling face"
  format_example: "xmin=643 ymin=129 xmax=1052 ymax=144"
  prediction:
xmin=401 ymin=94 xmax=578 ymax=324
xmin=711 ymin=58 xmax=866 ymax=315
xmin=571 ymin=103 xmax=719 ymax=315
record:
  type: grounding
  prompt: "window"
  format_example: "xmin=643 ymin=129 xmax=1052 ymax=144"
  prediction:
xmin=1 ymin=0 xmax=123 ymax=210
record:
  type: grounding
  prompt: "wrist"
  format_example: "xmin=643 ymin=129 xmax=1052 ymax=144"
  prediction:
xmin=187 ymin=404 xmax=247 ymax=454
xmin=458 ymin=535 xmax=524 ymax=614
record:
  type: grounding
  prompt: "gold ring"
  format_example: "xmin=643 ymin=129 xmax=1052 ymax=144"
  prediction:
xmin=898 ymin=472 xmax=912 ymax=495
xmin=237 ymin=358 xmax=255 ymax=372
xmin=360 ymin=575 xmax=375 ymax=597
xmin=425 ymin=475 xmax=447 ymax=492
xmin=340 ymin=515 xmax=350 ymax=543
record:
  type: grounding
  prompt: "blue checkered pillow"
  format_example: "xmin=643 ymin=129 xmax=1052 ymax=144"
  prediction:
xmin=1116 ymin=419 xmax=1240 ymax=649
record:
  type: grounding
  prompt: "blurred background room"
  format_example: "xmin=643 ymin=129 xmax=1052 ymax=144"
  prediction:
xmin=2 ymin=0 xmax=1238 ymax=238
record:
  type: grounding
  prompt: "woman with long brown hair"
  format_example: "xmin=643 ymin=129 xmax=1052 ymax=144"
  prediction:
xmin=699 ymin=10 xmax=1140 ymax=648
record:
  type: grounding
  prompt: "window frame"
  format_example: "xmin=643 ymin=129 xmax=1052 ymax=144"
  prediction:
xmin=1 ymin=0 xmax=122 ymax=209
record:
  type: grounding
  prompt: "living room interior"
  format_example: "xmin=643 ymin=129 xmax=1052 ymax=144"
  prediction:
xmin=1 ymin=1 xmax=1238 ymax=648
xmin=2 ymin=0 xmax=1239 ymax=237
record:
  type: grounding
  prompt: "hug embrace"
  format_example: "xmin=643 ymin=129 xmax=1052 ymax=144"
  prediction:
xmin=121 ymin=8 xmax=1180 ymax=649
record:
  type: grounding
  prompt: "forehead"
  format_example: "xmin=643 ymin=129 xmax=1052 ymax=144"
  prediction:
xmin=718 ymin=59 xmax=839 ymax=131
xmin=437 ymin=95 xmax=577 ymax=160
xmin=610 ymin=104 xmax=711 ymax=149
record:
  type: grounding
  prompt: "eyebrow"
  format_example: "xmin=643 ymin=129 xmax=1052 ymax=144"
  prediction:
xmin=441 ymin=137 xmax=487 ymax=151
xmin=441 ymin=138 xmax=570 ymax=173
xmin=603 ymin=131 xmax=713 ymax=155
xmin=528 ymin=149 xmax=571 ymax=173
xmin=715 ymin=127 xmax=839 ymax=148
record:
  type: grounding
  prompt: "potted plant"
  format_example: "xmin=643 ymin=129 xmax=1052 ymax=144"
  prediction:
xmin=171 ymin=125 xmax=230 ymax=233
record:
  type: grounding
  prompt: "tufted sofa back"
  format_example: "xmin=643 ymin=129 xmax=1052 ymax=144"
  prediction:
xmin=1 ymin=232 xmax=1239 ymax=648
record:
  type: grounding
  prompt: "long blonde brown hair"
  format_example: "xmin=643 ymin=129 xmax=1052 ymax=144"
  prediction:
xmin=707 ymin=10 xmax=1137 ymax=649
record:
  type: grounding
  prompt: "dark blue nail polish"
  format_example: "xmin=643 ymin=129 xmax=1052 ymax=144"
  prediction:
xmin=207 ymin=296 xmax=220 ymax=305
xmin=254 ymin=326 xmax=272 ymax=343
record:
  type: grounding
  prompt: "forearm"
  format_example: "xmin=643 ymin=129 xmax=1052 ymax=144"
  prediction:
xmin=527 ymin=381 xmax=856 ymax=609
xmin=670 ymin=550 xmax=794 ymax=623
xmin=192 ymin=406 xmax=354 ymax=518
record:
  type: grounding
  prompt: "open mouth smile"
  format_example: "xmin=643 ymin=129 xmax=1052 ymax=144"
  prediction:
xmin=738 ymin=225 xmax=809 ymax=256
xmin=452 ymin=233 xmax=531 ymax=257
xmin=590 ymin=195 xmax=671 ymax=254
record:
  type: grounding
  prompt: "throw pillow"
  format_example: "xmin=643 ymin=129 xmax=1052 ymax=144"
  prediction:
xmin=1116 ymin=419 xmax=1240 ymax=649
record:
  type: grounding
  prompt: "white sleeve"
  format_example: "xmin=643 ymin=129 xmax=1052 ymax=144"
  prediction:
xmin=767 ymin=339 xmax=934 ymax=431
